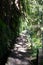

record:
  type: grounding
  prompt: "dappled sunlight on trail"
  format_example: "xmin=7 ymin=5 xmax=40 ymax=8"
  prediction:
xmin=5 ymin=30 xmax=33 ymax=65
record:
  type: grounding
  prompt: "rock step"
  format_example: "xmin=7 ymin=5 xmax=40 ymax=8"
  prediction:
xmin=5 ymin=57 xmax=32 ymax=65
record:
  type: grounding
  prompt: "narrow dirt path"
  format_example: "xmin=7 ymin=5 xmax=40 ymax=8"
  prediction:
xmin=5 ymin=30 xmax=34 ymax=65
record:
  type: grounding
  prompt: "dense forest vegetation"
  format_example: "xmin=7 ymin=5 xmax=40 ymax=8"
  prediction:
xmin=20 ymin=0 xmax=43 ymax=56
xmin=0 ymin=0 xmax=43 ymax=64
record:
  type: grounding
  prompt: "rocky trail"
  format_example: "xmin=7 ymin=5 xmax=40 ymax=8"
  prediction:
xmin=5 ymin=30 xmax=35 ymax=65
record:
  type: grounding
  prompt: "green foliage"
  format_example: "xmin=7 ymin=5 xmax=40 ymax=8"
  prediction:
xmin=20 ymin=0 xmax=43 ymax=56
